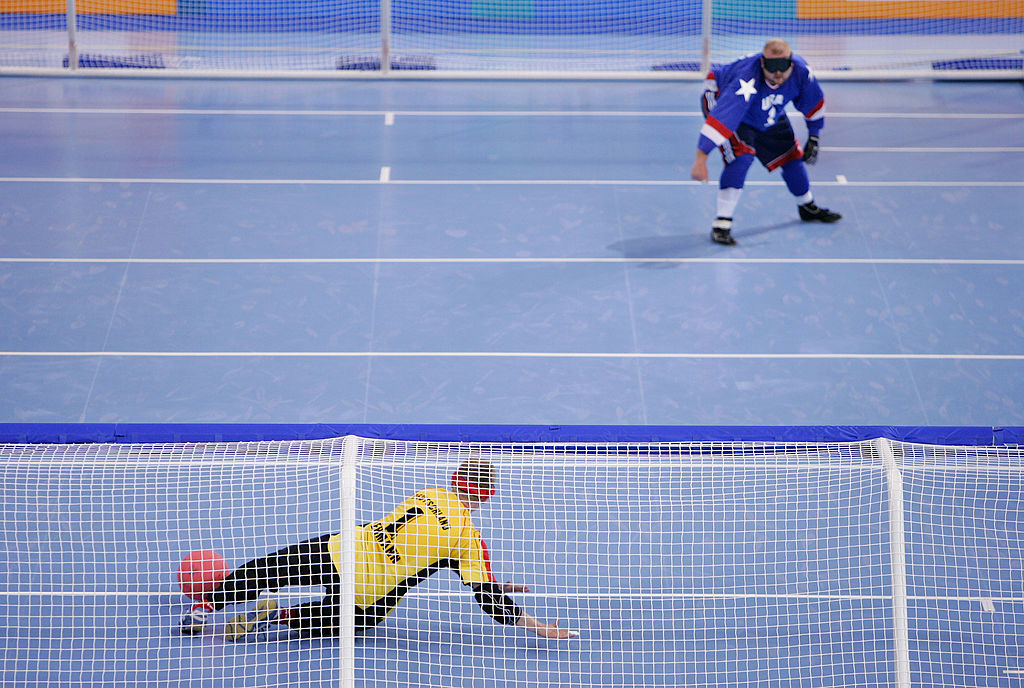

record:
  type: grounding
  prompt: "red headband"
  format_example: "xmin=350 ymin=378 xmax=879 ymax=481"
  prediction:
xmin=451 ymin=474 xmax=495 ymax=498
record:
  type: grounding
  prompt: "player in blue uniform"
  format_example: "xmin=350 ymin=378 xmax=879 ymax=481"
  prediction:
xmin=690 ymin=38 xmax=841 ymax=245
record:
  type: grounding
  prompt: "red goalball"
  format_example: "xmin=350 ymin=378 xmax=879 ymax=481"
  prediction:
xmin=177 ymin=549 xmax=229 ymax=601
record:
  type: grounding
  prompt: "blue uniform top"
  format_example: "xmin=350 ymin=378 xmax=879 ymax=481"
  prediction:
xmin=698 ymin=52 xmax=826 ymax=155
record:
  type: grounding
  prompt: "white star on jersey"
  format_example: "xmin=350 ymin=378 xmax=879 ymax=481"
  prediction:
xmin=735 ymin=78 xmax=757 ymax=102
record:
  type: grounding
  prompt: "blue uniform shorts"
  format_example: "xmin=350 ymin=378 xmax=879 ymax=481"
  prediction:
xmin=734 ymin=117 xmax=804 ymax=171
xmin=701 ymin=90 xmax=805 ymax=172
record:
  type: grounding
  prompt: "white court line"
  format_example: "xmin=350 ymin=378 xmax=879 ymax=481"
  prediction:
xmin=2 ymin=107 xmax=1023 ymax=119
xmin=384 ymin=112 xmax=394 ymax=126
xmin=1 ymin=177 xmax=1022 ymax=187
xmin=827 ymin=146 xmax=1024 ymax=153
xmin=1 ymin=589 xmax=1022 ymax=603
xmin=2 ymin=351 xmax=1023 ymax=360
xmin=0 ymin=176 xmax=374 ymax=185
xmin=836 ymin=174 xmax=849 ymax=184
xmin=407 ymin=592 xmax=1024 ymax=603
xmin=379 ymin=166 xmax=391 ymax=182
xmin=3 ymin=257 xmax=1024 ymax=265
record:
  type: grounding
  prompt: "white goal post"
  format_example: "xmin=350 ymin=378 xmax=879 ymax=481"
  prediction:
xmin=1 ymin=435 xmax=1021 ymax=688
xmin=1 ymin=0 xmax=1021 ymax=78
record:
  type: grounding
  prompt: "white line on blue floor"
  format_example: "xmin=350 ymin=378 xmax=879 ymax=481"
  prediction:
xmin=2 ymin=590 xmax=1022 ymax=603
xmin=827 ymin=146 xmax=1024 ymax=153
xmin=3 ymin=107 xmax=1023 ymax=119
xmin=3 ymin=257 xmax=1024 ymax=265
xmin=2 ymin=352 xmax=1023 ymax=359
xmin=2 ymin=177 xmax=1022 ymax=187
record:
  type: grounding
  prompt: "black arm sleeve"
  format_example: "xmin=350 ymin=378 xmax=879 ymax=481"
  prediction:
xmin=472 ymin=582 xmax=524 ymax=626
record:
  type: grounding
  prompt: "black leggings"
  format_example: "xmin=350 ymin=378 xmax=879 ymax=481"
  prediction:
xmin=208 ymin=534 xmax=390 ymax=637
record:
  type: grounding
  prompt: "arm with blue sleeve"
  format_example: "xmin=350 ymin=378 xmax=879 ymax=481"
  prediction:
xmin=792 ymin=69 xmax=826 ymax=164
xmin=697 ymin=73 xmax=755 ymax=157
xmin=691 ymin=68 xmax=757 ymax=181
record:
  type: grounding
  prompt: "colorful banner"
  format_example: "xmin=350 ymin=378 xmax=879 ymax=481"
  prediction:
xmin=0 ymin=0 xmax=175 ymax=12
xmin=797 ymin=0 xmax=1024 ymax=19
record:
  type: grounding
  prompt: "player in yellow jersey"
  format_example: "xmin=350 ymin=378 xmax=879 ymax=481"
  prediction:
xmin=178 ymin=458 xmax=577 ymax=641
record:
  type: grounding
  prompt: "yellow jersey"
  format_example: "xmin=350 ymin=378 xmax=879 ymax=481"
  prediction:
xmin=328 ymin=487 xmax=495 ymax=611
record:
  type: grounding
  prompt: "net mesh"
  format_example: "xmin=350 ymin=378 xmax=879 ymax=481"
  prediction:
xmin=709 ymin=0 xmax=1024 ymax=75
xmin=0 ymin=436 xmax=1021 ymax=687
xmin=1 ymin=0 xmax=1020 ymax=75
xmin=897 ymin=443 xmax=1024 ymax=688
xmin=0 ymin=439 xmax=345 ymax=686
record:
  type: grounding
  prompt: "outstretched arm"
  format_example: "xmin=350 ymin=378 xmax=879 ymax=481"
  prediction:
xmin=471 ymin=581 xmax=579 ymax=639
xmin=517 ymin=611 xmax=579 ymax=639
xmin=499 ymin=580 xmax=530 ymax=593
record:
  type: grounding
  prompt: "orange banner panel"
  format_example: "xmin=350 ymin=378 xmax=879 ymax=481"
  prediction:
xmin=798 ymin=0 xmax=1024 ymax=18
xmin=1 ymin=0 xmax=176 ymax=13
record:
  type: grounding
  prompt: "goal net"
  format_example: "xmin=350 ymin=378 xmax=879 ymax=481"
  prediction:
xmin=709 ymin=0 xmax=1024 ymax=77
xmin=0 ymin=435 xmax=1021 ymax=687
xmin=1 ymin=0 xmax=1020 ymax=76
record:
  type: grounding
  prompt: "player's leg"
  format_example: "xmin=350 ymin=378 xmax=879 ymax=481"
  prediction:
xmin=779 ymin=160 xmax=841 ymax=222
xmin=282 ymin=594 xmax=344 ymax=638
xmin=221 ymin=534 xmax=339 ymax=640
xmin=225 ymin=585 xmax=346 ymax=641
xmin=712 ymin=152 xmax=755 ymax=246
xmin=264 ymin=586 xmax=404 ymax=639
xmin=759 ymin=120 xmax=841 ymax=223
xmin=214 ymin=534 xmax=334 ymax=606
xmin=229 ymin=586 xmax=394 ymax=641
xmin=784 ymin=158 xmax=841 ymax=222
xmin=708 ymin=121 xmax=759 ymax=246
xmin=179 ymin=534 xmax=336 ymax=635
xmin=223 ymin=596 xmax=286 ymax=641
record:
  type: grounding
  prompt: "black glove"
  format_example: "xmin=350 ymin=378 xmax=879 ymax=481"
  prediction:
xmin=701 ymin=90 xmax=716 ymax=118
xmin=803 ymin=135 xmax=819 ymax=165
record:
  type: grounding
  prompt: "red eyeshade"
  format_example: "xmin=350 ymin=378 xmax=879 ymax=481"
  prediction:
xmin=451 ymin=474 xmax=495 ymax=498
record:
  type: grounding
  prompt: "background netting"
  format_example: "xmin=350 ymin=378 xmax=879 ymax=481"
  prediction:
xmin=1 ymin=0 xmax=1021 ymax=75
xmin=0 ymin=436 xmax=1021 ymax=687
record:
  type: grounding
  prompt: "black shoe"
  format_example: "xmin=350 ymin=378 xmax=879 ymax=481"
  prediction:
xmin=799 ymin=202 xmax=842 ymax=223
xmin=710 ymin=217 xmax=736 ymax=246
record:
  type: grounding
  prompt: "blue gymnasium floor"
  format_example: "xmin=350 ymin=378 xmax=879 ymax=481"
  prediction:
xmin=1 ymin=76 xmax=1023 ymax=688
xmin=1 ymin=78 xmax=1023 ymax=425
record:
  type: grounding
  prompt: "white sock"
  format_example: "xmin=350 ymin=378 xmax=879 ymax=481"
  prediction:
xmin=717 ymin=187 xmax=743 ymax=218
xmin=794 ymin=191 xmax=813 ymax=205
